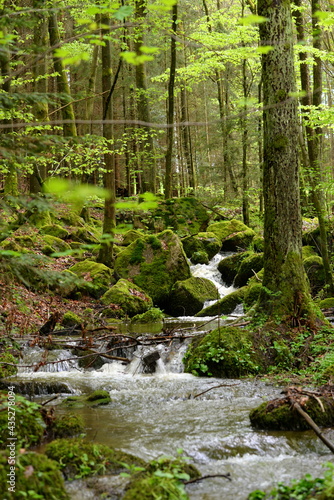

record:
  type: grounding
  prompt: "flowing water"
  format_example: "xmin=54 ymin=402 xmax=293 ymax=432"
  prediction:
xmin=9 ymin=253 xmax=334 ymax=499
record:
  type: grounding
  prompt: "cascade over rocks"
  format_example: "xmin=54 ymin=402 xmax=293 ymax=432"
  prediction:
xmin=114 ymin=229 xmax=191 ymax=307
xmin=182 ymin=231 xmax=221 ymax=263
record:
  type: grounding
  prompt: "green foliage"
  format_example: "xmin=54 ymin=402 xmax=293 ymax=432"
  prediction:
xmin=0 ymin=349 xmax=18 ymax=378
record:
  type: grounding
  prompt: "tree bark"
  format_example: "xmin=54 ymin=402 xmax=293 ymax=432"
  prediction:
xmin=164 ymin=3 xmax=177 ymax=199
xmin=257 ymin=0 xmax=315 ymax=323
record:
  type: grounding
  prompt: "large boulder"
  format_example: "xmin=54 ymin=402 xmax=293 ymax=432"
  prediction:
xmin=182 ymin=232 xmax=221 ymax=262
xmin=303 ymin=255 xmax=325 ymax=295
xmin=218 ymin=251 xmax=252 ymax=286
xmin=168 ymin=277 xmax=218 ymax=316
xmin=114 ymin=230 xmax=191 ymax=307
xmin=148 ymin=197 xmax=209 ymax=234
xmin=101 ymin=278 xmax=153 ymax=317
xmin=207 ymin=219 xmax=255 ymax=251
xmin=233 ymin=253 xmax=264 ymax=287
xmin=196 ymin=287 xmax=246 ymax=316
xmin=68 ymin=259 xmax=114 ymax=298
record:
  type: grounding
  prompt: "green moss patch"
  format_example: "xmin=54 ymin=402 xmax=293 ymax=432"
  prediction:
xmin=218 ymin=251 xmax=252 ymax=286
xmin=51 ymin=413 xmax=85 ymax=439
xmin=40 ymin=224 xmax=69 ymax=239
xmin=60 ymin=390 xmax=111 ymax=408
xmin=183 ymin=326 xmax=260 ymax=377
xmin=45 ymin=438 xmax=146 ymax=479
xmin=0 ymin=451 xmax=69 ymax=500
xmin=233 ymin=253 xmax=263 ymax=287
xmin=69 ymin=259 xmax=113 ymax=298
xmin=130 ymin=307 xmax=164 ymax=323
xmin=182 ymin=232 xmax=220 ymax=261
xmin=196 ymin=287 xmax=246 ymax=316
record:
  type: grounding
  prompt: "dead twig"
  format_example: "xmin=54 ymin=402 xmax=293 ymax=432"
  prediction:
xmin=193 ymin=383 xmax=239 ymax=398
xmin=184 ymin=473 xmax=231 ymax=484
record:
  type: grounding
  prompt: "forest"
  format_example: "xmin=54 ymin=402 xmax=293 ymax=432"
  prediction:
xmin=2 ymin=0 xmax=334 ymax=498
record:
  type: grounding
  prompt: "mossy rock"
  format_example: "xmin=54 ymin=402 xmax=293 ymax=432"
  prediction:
xmin=130 ymin=307 xmax=165 ymax=324
xmin=252 ymin=235 xmax=264 ymax=252
xmin=207 ymin=219 xmax=248 ymax=242
xmin=182 ymin=231 xmax=220 ymax=261
xmin=250 ymin=395 xmax=334 ymax=431
xmin=72 ymin=348 xmax=105 ymax=369
xmin=183 ymin=326 xmax=260 ymax=377
xmin=302 ymin=223 xmax=333 ymax=250
xmin=114 ymin=230 xmax=191 ymax=307
xmin=233 ymin=253 xmax=264 ymax=287
xmin=69 ymin=225 xmax=100 ymax=244
xmin=62 ymin=311 xmax=82 ymax=327
xmin=13 ymin=234 xmax=36 ymax=248
xmin=243 ymin=283 xmax=262 ymax=311
xmin=218 ymin=251 xmax=252 ymax=286
xmin=149 ymin=197 xmax=209 ymax=234
xmin=69 ymin=259 xmax=113 ymax=298
xmin=123 ymin=456 xmax=200 ymax=500
xmin=0 ymin=238 xmax=26 ymax=253
xmin=0 ymin=451 xmax=69 ymax=500
xmin=45 ymin=438 xmax=146 ymax=479
xmin=319 ymin=298 xmax=334 ymax=309
xmin=0 ymin=351 xmax=18 ymax=378
xmin=222 ymin=228 xmax=255 ymax=251
xmin=56 ymin=270 xmax=79 ymax=297
xmin=40 ymin=235 xmax=71 ymax=256
xmin=0 ymin=392 xmax=45 ymax=447
xmin=168 ymin=277 xmax=218 ymax=316
xmin=101 ymin=279 xmax=153 ymax=317
xmin=304 ymin=255 xmax=326 ymax=295
xmin=28 ymin=210 xmax=52 ymax=227
xmin=122 ymin=229 xmax=144 ymax=245
xmin=302 ymin=245 xmax=318 ymax=260
xmin=40 ymin=224 xmax=69 ymax=239
xmin=191 ymin=251 xmax=209 ymax=265
xmin=60 ymin=390 xmax=111 ymax=408
xmin=51 ymin=413 xmax=85 ymax=438
xmin=196 ymin=287 xmax=246 ymax=317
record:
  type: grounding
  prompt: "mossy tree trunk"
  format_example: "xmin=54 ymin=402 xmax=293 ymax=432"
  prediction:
xmin=257 ymin=0 xmax=316 ymax=324
xmin=97 ymin=13 xmax=115 ymax=268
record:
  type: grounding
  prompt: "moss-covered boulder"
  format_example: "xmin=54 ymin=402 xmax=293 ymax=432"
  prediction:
xmin=114 ymin=230 xmax=191 ymax=307
xmin=302 ymin=245 xmax=318 ymax=260
xmin=304 ymin=255 xmax=325 ymax=295
xmin=51 ymin=413 xmax=85 ymax=439
xmin=40 ymin=234 xmax=71 ymax=256
xmin=101 ymin=279 xmax=153 ymax=317
xmin=122 ymin=229 xmax=144 ymax=245
xmin=207 ymin=219 xmax=255 ymax=250
xmin=217 ymin=251 xmax=252 ymax=286
xmin=252 ymin=235 xmax=264 ymax=252
xmin=69 ymin=259 xmax=113 ymax=298
xmin=183 ymin=326 xmax=260 ymax=377
xmin=319 ymin=298 xmax=334 ymax=309
xmin=0 ymin=451 xmax=69 ymax=500
xmin=62 ymin=311 xmax=82 ymax=327
xmin=233 ymin=253 xmax=264 ymax=287
xmin=243 ymin=283 xmax=262 ymax=311
xmin=182 ymin=232 xmax=221 ymax=262
xmin=45 ymin=438 xmax=146 ymax=479
xmin=130 ymin=307 xmax=165 ymax=323
xmin=249 ymin=392 xmax=334 ymax=431
xmin=168 ymin=277 xmax=218 ymax=316
xmin=149 ymin=197 xmax=209 ymax=234
xmin=191 ymin=250 xmax=209 ymax=264
xmin=0 ymin=351 xmax=18 ymax=378
xmin=0 ymin=392 xmax=45 ymax=447
xmin=69 ymin=225 xmax=100 ymax=244
xmin=196 ymin=287 xmax=246 ymax=316
xmin=60 ymin=390 xmax=111 ymax=408
xmin=40 ymin=224 xmax=69 ymax=239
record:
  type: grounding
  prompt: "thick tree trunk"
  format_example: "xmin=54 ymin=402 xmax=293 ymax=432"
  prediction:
xmin=257 ymin=0 xmax=316 ymax=323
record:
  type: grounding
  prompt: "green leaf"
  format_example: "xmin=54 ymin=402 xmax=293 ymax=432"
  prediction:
xmin=113 ymin=5 xmax=134 ymax=20
xmin=256 ymin=45 xmax=273 ymax=54
xmin=239 ymin=15 xmax=268 ymax=25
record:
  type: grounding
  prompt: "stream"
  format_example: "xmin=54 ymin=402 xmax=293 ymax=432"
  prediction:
xmin=8 ymin=253 xmax=334 ymax=499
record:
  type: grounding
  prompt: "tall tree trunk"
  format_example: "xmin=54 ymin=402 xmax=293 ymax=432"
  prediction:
xmin=241 ymin=0 xmax=249 ymax=226
xmin=257 ymin=0 xmax=315 ymax=324
xmin=48 ymin=12 xmax=77 ymax=138
xmin=164 ymin=3 xmax=177 ymax=199
xmin=293 ymin=0 xmax=334 ymax=294
xmin=134 ymin=0 xmax=155 ymax=193
xmin=180 ymin=84 xmax=195 ymax=194
xmin=97 ymin=14 xmax=115 ymax=267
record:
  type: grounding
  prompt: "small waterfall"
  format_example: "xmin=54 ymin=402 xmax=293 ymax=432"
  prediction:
xmin=18 ymin=347 xmax=79 ymax=373
xmin=190 ymin=252 xmax=235 ymax=299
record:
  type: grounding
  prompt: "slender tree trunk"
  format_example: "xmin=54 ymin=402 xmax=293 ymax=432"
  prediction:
xmin=48 ymin=12 xmax=77 ymax=138
xmin=97 ymin=14 xmax=115 ymax=267
xmin=293 ymin=0 xmax=334 ymax=294
xmin=257 ymin=0 xmax=316 ymax=324
xmin=164 ymin=3 xmax=177 ymax=199
xmin=241 ymin=1 xmax=249 ymax=225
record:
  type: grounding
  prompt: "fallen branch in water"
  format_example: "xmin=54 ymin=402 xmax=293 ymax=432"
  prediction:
xmin=184 ymin=473 xmax=231 ymax=484
xmin=193 ymin=383 xmax=239 ymax=398
xmin=41 ymin=394 xmax=60 ymax=406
